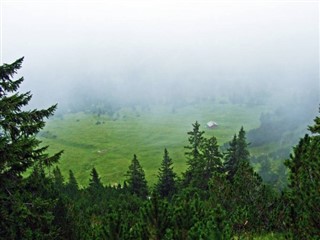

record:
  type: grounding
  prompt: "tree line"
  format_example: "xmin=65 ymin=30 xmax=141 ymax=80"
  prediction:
xmin=1 ymin=58 xmax=319 ymax=239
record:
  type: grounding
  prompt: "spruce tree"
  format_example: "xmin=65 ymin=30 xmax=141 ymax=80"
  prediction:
xmin=183 ymin=121 xmax=205 ymax=187
xmin=53 ymin=166 xmax=64 ymax=191
xmin=223 ymin=134 xmax=238 ymax=180
xmin=87 ymin=167 xmax=104 ymax=202
xmin=185 ymin=121 xmax=204 ymax=162
xmin=88 ymin=167 xmax=103 ymax=190
xmin=202 ymin=136 xmax=223 ymax=186
xmin=224 ymin=127 xmax=250 ymax=181
xmin=155 ymin=148 xmax=177 ymax=198
xmin=126 ymin=154 xmax=148 ymax=198
xmin=236 ymin=127 xmax=250 ymax=163
xmin=0 ymin=58 xmax=63 ymax=239
xmin=65 ymin=169 xmax=79 ymax=198
xmin=284 ymin=112 xmax=320 ymax=239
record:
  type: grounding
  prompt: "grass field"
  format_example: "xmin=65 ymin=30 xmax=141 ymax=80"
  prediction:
xmin=39 ymin=101 xmax=271 ymax=187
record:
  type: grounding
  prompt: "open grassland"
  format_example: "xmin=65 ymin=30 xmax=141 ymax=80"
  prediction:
xmin=40 ymin=102 xmax=270 ymax=187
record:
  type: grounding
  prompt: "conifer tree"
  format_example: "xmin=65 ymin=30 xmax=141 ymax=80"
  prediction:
xmin=65 ymin=169 xmax=79 ymax=198
xmin=88 ymin=167 xmax=103 ymax=190
xmin=155 ymin=148 xmax=177 ymax=198
xmin=224 ymin=134 xmax=238 ymax=180
xmin=202 ymin=136 xmax=223 ymax=187
xmin=53 ymin=166 xmax=64 ymax=191
xmin=236 ymin=127 xmax=250 ymax=163
xmin=183 ymin=121 xmax=205 ymax=186
xmin=284 ymin=111 xmax=320 ymax=239
xmin=185 ymin=121 xmax=204 ymax=162
xmin=0 ymin=58 xmax=62 ymax=239
xmin=87 ymin=167 xmax=104 ymax=202
xmin=224 ymin=127 xmax=250 ymax=181
xmin=126 ymin=154 xmax=148 ymax=198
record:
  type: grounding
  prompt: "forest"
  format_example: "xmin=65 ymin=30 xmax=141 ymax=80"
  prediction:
xmin=0 ymin=59 xmax=319 ymax=240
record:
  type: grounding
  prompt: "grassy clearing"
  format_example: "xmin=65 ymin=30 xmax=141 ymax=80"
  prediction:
xmin=40 ymin=101 xmax=269 ymax=187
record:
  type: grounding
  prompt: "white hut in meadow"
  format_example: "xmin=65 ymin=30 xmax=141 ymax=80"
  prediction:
xmin=207 ymin=121 xmax=218 ymax=129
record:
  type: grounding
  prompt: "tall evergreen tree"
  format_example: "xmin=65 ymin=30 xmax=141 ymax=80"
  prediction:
xmin=155 ymin=148 xmax=177 ymax=198
xmin=183 ymin=121 xmax=205 ymax=186
xmin=126 ymin=154 xmax=148 ymax=198
xmin=185 ymin=121 xmax=204 ymax=162
xmin=87 ymin=167 xmax=104 ymax=203
xmin=224 ymin=127 xmax=250 ymax=181
xmin=202 ymin=136 xmax=223 ymax=186
xmin=65 ymin=169 xmax=79 ymax=198
xmin=0 ymin=58 xmax=63 ymax=239
xmin=236 ymin=127 xmax=250 ymax=163
xmin=223 ymin=134 xmax=238 ymax=180
xmin=88 ymin=167 xmax=103 ymax=190
xmin=284 ymin=111 xmax=320 ymax=239
xmin=53 ymin=166 xmax=64 ymax=191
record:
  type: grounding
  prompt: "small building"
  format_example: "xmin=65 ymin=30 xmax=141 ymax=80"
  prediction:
xmin=207 ymin=121 xmax=218 ymax=129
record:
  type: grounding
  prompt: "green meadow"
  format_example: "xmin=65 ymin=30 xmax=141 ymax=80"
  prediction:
xmin=40 ymin=101 xmax=270 ymax=187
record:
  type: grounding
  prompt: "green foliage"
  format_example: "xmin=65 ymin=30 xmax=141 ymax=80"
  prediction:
xmin=224 ymin=127 xmax=250 ymax=181
xmin=0 ymin=58 xmax=63 ymax=239
xmin=88 ymin=167 xmax=104 ymax=194
xmin=155 ymin=148 xmax=177 ymax=198
xmin=126 ymin=154 xmax=148 ymax=198
xmin=202 ymin=136 xmax=223 ymax=183
xmin=53 ymin=166 xmax=64 ymax=190
xmin=224 ymin=134 xmax=238 ymax=180
xmin=183 ymin=122 xmax=223 ymax=190
xmin=65 ymin=169 xmax=79 ymax=198
xmin=284 ymin=112 xmax=320 ymax=239
xmin=142 ymin=193 xmax=173 ymax=239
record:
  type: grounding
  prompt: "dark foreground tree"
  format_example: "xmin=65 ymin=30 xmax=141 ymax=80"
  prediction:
xmin=285 ymin=111 xmax=320 ymax=239
xmin=155 ymin=148 xmax=177 ymax=198
xmin=183 ymin=121 xmax=205 ymax=187
xmin=0 ymin=58 xmax=63 ymax=239
xmin=65 ymin=169 xmax=79 ymax=198
xmin=201 ymin=136 xmax=223 ymax=188
xmin=88 ymin=167 xmax=104 ymax=193
xmin=126 ymin=154 xmax=148 ymax=198
xmin=224 ymin=127 xmax=250 ymax=181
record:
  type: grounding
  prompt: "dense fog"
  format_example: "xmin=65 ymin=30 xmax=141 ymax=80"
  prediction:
xmin=1 ymin=1 xmax=318 ymax=112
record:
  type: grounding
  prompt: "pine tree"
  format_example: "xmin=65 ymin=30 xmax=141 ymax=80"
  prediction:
xmin=126 ymin=154 xmax=148 ymax=198
xmin=224 ymin=127 xmax=250 ymax=181
xmin=0 ymin=58 xmax=63 ymax=239
xmin=53 ymin=166 xmax=64 ymax=191
xmin=185 ymin=121 xmax=204 ymax=162
xmin=222 ymin=128 xmax=267 ymax=233
xmin=87 ymin=167 xmax=104 ymax=203
xmin=65 ymin=169 xmax=79 ymax=198
xmin=88 ymin=167 xmax=104 ymax=190
xmin=155 ymin=148 xmax=177 ymax=198
xmin=236 ymin=127 xmax=250 ymax=163
xmin=284 ymin=112 xmax=320 ymax=239
xmin=202 ymin=136 xmax=223 ymax=187
xmin=223 ymin=134 xmax=238 ymax=180
xmin=183 ymin=121 xmax=205 ymax=187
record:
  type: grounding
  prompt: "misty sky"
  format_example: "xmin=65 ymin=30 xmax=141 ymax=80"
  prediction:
xmin=1 ymin=0 xmax=319 ymax=107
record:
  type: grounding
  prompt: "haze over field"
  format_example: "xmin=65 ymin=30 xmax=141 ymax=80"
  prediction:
xmin=1 ymin=0 xmax=318 ymax=110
